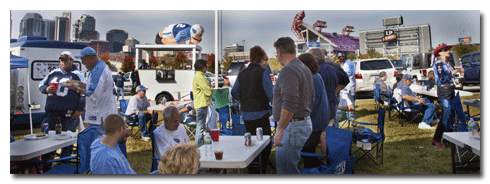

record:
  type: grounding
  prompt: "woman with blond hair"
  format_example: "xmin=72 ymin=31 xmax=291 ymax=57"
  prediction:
xmin=157 ymin=143 xmax=200 ymax=174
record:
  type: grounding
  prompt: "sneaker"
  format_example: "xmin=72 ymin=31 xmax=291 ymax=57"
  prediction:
xmin=432 ymin=140 xmax=444 ymax=148
xmin=141 ymin=137 xmax=150 ymax=141
xmin=430 ymin=118 xmax=439 ymax=126
xmin=418 ymin=122 xmax=435 ymax=129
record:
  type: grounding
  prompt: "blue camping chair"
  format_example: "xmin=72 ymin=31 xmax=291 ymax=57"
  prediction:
xmin=44 ymin=126 xmax=98 ymax=174
xmin=300 ymin=126 xmax=355 ymax=174
xmin=352 ymin=108 xmax=386 ymax=165
xmin=452 ymin=92 xmax=480 ymax=132
xmin=373 ymin=84 xmax=391 ymax=111
xmin=119 ymin=99 xmax=140 ymax=138
xmin=391 ymin=89 xmax=424 ymax=127
xmin=150 ymin=131 xmax=160 ymax=173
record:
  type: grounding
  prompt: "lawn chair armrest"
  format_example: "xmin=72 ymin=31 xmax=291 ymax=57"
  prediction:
xmin=300 ymin=152 xmax=327 ymax=158
xmin=46 ymin=155 xmax=77 ymax=163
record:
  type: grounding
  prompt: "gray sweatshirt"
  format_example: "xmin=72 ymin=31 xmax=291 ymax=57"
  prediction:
xmin=273 ymin=58 xmax=315 ymax=121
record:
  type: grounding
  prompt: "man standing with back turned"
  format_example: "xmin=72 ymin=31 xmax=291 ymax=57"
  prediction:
xmin=272 ymin=37 xmax=314 ymax=174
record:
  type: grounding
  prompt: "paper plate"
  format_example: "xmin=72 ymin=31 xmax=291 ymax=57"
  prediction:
xmin=55 ymin=134 xmax=70 ymax=140
xmin=24 ymin=134 xmax=48 ymax=140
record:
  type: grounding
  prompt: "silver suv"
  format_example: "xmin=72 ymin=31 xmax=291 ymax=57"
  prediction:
xmin=354 ymin=58 xmax=398 ymax=92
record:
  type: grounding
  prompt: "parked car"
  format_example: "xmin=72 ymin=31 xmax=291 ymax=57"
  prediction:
xmin=405 ymin=51 xmax=462 ymax=82
xmin=460 ymin=51 xmax=480 ymax=85
xmin=354 ymin=58 xmax=398 ymax=92
xmin=204 ymin=72 xmax=225 ymax=87
xmin=112 ymin=72 xmax=132 ymax=95
xmin=390 ymin=59 xmax=406 ymax=73
xmin=226 ymin=60 xmax=250 ymax=86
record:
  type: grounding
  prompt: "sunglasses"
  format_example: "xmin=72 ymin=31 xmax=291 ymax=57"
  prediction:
xmin=441 ymin=48 xmax=450 ymax=52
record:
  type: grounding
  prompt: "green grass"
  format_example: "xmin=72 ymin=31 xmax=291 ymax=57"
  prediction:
xmin=11 ymin=92 xmax=480 ymax=174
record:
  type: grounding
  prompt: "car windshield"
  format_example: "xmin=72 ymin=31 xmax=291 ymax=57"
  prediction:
xmin=391 ymin=60 xmax=405 ymax=68
xmin=360 ymin=59 xmax=393 ymax=70
xmin=204 ymin=72 xmax=215 ymax=77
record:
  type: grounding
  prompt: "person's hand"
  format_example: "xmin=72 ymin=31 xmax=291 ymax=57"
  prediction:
xmin=46 ymin=86 xmax=56 ymax=94
xmin=418 ymin=99 xmax=426 ymax=104
xmin=274 ymin=129 xmax=284 ymax=147
xmin=71 ymin=110 xmax=82 ymax=120
xmin=348 ymin=105 xmax=354 ymax=111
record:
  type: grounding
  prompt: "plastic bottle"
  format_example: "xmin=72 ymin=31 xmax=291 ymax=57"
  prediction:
xmin=467 ymin=118 xmax=476 ymax=137
xmin=204 ymin=132 xmax=212 ymax=157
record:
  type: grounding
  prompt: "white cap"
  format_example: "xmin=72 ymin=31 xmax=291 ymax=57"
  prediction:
xmin=59 ymin=51 xmax=74 ymax=60
xmin=191 ymin=24 xmax=204 ymax=37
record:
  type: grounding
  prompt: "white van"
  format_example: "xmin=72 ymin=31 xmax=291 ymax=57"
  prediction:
xmin=134 ymin=44 xmax=202 ymax=104
xmin=10 ymin=36 xmax=87 ymax=126
xmin=354 ymin=58 xmax=398 ymax=92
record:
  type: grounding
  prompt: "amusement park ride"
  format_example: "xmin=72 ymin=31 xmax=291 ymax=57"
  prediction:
xmin=291 ymin=10 xmax=355 ymax=39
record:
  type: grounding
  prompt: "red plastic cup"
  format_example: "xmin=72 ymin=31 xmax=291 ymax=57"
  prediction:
xmin=51 ymin=82 xmax=59 ymax=90
xmin=211 ymin=129 xmax=220 ymax=142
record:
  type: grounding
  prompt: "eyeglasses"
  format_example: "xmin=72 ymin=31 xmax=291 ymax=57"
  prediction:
xmin=441 ymin=48 xmax=450 ymax=52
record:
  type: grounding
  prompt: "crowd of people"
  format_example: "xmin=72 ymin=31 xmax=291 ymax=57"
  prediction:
xmin=35 ymin=38 xmax=465 ymax=175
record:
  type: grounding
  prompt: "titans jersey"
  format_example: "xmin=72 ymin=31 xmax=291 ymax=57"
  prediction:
xmin=39 ymin=65 xmax=85 ymax=112
xmin=433 ymin=59 xmax=453 ymax=85
xmin=84 ymin=60 xmax=117 ymax=125
xmin=161 ymin=23 xmax=192 ymax=44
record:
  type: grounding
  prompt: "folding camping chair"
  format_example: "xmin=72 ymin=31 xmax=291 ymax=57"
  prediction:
xmin=373 ymin=84 xmax=390 ymax=111
xmin=300 ymin=126 xmax=355 ymax=174
xmin=352 ymin=108 xmax=386 ymax=165
xmin=150 ymin=131 xmax=161 ymax=173
xmin=119 ymin=100 xmax=140 ymax=138
xmin=44 ymin=126 xmax=98 ymax=174
xmin=451 ymin=92 xmax=480 ymax=166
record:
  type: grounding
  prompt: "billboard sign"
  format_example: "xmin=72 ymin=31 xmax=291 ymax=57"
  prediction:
xmin=458 ymin=37 xmax=471 ymax=43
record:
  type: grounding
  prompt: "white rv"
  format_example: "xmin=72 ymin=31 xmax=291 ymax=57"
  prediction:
xmin=134 ymin=44 xmax=202 ymax=104
xmin=10 ymin=36 xmax=87 ymax=126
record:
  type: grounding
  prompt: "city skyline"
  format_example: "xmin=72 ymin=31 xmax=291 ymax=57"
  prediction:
xmin=10 ymin=10 xmax=481 ymax=57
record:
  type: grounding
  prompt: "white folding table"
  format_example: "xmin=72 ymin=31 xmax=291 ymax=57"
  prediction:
xmin=443 ymin=132 xmax=480 ymax=174
xmin=410 ymin=85 xmax=474 ymax=98
xmin=462 ymin=99 xmax=480 ymax=117
xmin=10 ymin=133 xmax=77 ymax=161
xmin=199 ymin=135 xmax=271 ymax=173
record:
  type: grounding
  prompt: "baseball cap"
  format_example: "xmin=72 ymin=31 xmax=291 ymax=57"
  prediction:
xmin=402 ymin=74 xmax=415 ymax=82
xmin=337 ymin=52 xmax=346 ymax=57
xmin=59 ymin=51 xmax=74 ymax=60
xmin=136 ymin=85 xmax=148 ymax=91
xmin=75 ymin=47 xmax=97 ymax=59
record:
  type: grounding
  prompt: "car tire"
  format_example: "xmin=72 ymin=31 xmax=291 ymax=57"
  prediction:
xmin=156 ymin=93 xmax=173 ymax=104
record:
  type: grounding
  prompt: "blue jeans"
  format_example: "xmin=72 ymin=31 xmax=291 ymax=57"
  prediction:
xmin=433 ymin=97 xmax=454 ymax=141
xmin=88 ymin=119 xmax=105 ymax=138
xmin=276 ymin=119 xmax=312 ymax=174
xmin=138 ymin=113 xmax=152 ymax=138
xmin=414 ymin=98 xmax=436 ymax=125
xmin=116 ymin=87 xmax=124 ymax=101
xmin=195 ymin=107 xmax=208 ymax=147
xmin=346 ymin=93 xmax=355 ymax=121
xmin=41 ymin=115 xmax=79 ymax=158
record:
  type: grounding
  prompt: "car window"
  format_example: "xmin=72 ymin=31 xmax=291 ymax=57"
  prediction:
xmin=391 ymin=60 xmax=405 ymax=68
xmin=228 ymin=63 xmax=246 ymax=75
xmin=473 ymin=53 xmax=480 ymax=64
xmin=413 ymin=55 xmax=421 ymax=67
xmin=360 ymin=60 xmax=393 ymax=70
xmin=461 ymin=55 xmax=470 ymax=65
xmin=447 ymin=53 xmax=456 ymax=67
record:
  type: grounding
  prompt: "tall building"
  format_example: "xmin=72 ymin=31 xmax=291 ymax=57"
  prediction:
xmin=19 ymin=13 xmax=45 ymax=37
xmin=73 ymin=14 xmax=98 ymax=41
xmin=44 ymin=19 xmax=56 ymax=40
xmin=62 ymin=12 xmax=71 ymax=41
xmin=106 ymin=29 xmax=128 ymax=52
xmin=123 ymin=38 xmax=141 ymax=57
xmin=55 ymin=16 xmax=70 ymax=41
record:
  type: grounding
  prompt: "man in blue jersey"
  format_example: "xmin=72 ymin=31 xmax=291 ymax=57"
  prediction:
xmin=67 ymin=47 xmax=118 ymax=137
xmin=39 ymin=51 xmax=85 ymax=157
xmin=338 ymin=52 xmax=356 ymax=122
xmin=155 ymin=23 xmax=204 ymax=44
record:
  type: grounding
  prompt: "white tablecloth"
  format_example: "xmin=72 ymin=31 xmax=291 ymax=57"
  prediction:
xmin=410 ymin=85 xmax=474 ymax=98
xmin=199 ymin=135 xmax=271 ymax=169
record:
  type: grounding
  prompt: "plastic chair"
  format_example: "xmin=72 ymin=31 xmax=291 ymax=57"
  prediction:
xmin=119 ymin=99 xmax=140 ymax=138
xmin=150 ymin=131 xmax=161 ymax=173
xmin=300 ymin=126 xmax=355 ymax=174
xmin=352 ymin=108 xmax=385 ymax=165
xmin=44 ymin=126 xmax=98 ymax=174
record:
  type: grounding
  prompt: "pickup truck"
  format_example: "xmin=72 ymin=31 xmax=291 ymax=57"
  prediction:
xmin=460 ymin=51 xmax=480 ymax=85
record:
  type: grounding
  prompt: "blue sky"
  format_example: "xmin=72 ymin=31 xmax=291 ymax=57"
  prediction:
xmin=10 ymin=9 xmax=480 ymax=58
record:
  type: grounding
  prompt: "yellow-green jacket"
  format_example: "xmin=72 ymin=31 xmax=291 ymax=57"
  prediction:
xmin=192 ymin=71 xmax=213 ymax=109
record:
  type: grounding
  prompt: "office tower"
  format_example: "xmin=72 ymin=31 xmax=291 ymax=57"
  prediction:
xmin=107 ymin=29 xmax=128 ymax=52
xmin=55 ymin=16 xmax=70 ymax=41
xmin=44 ymin=19 xmax=56 ymax=40
xmin=73 ymin=14 xmax=98 ymax=41
xmin=19 ymin=13 xmax=45 ymax=37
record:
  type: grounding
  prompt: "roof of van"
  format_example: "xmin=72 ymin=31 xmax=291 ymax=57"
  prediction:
xmin=10 ymin=54 xmax=28 ymax=68
xmin=10 ymin=36 xmax=87 ymax=49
